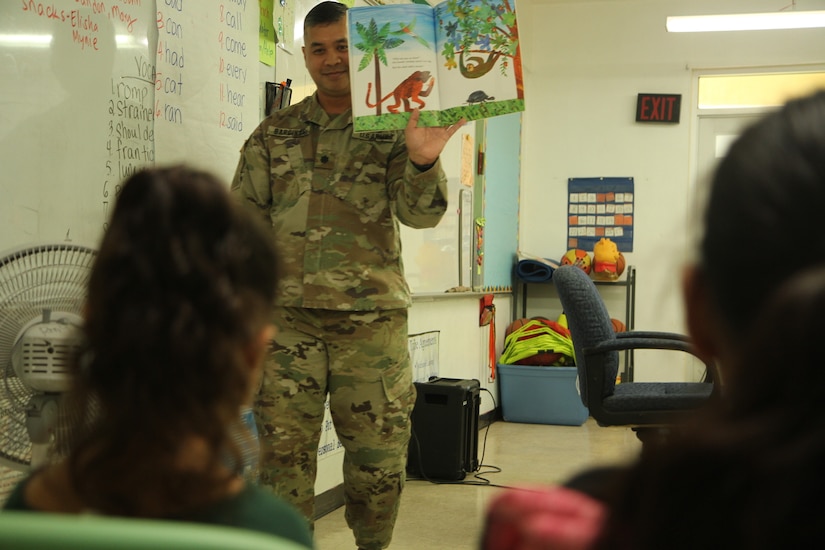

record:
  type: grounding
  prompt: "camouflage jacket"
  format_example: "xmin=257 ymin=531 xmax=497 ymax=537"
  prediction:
xmin=231 ymin=94 xmax=448 ymax=311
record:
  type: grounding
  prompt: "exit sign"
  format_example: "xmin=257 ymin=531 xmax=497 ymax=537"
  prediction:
xmin=636 ymin=93 xmax=681 ymax=123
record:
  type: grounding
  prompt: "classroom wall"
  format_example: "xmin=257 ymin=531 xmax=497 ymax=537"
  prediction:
xmin=518 ymin=0 xmax=825 ymax=382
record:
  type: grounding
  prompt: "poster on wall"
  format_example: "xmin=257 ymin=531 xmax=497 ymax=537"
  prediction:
xmin=409 ymin=331 xmax=440 ymax=383
xmin=317 ymin=398 xmax=344 ymax=463
xmin=567 ymin=177 xmax=634 ymax=253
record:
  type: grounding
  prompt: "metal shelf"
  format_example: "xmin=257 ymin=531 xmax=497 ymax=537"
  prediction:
xmin=513 ymin=265 xmax=636 ymax=382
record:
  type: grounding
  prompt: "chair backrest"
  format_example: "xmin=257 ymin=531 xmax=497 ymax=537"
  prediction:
xmin=0 ymin=510 xmax=309 ymax=550
xmin=552 ymin=265 xmax=620 ymax=406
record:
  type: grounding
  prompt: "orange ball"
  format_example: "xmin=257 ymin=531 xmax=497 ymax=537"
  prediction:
xmin=561 ymin=249 xmax=592 ymax=274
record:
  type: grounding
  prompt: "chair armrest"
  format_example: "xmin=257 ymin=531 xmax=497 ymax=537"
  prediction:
xmin=584 ymin=337 xmax=715 ymax=378
xmin=616 ymin=330 xmax=689 ymax=342
xmin=585 ymin=337 xmax=694 ymax=354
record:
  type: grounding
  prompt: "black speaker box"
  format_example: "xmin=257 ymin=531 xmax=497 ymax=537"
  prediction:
xmin=407 ymin=377 xmax=480 ymax=481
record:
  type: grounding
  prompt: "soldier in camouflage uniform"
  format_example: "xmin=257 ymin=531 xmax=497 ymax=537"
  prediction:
xmin=230 ymin=2 xmax=465 ymax=549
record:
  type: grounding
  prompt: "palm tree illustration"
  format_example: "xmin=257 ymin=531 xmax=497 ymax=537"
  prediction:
xmin=353 ymin=18 xmax=431 ymax=115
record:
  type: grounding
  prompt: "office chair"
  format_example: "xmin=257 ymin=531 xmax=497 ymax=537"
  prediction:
xmin=552 ymin=265 xmax=714 ymax=447
xmin=0 ymin=511 xmax=309 ymax=550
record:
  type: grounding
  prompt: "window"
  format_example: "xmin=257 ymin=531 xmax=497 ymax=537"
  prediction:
xmin=698 ymin=72 xmax=825 ymax=109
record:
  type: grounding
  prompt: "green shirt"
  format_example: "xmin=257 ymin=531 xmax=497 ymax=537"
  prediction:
xmin=4 ymin=478 xmax=314 ymax=548
xmin=231 ymin=94 xmax=448 ymax=311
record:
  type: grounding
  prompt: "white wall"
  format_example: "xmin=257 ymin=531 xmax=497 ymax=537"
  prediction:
xmin=519 ymin=0 xmax=825 ymax=381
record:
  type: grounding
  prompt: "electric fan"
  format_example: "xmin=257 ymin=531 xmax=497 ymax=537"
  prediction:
xmin=0 ymin=243 xmax=95 ymax=470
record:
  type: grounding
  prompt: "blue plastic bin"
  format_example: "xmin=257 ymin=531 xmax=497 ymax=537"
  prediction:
xmin=497 ymin=364 xmax=589 ymax=426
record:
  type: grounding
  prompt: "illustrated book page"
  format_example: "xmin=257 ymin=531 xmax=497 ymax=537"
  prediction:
xmin=348 ymin=0 xmax=524 ymax=131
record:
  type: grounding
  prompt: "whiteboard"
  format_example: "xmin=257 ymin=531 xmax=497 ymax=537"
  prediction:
xmin=399 ymin=175 xmax=460 ymax=294
xmin=0 ymin=3 xmax=154 ymax=251
xmin=399 ymin=122 xmax=474 ymax=294
xmin=0 ymin=1 xmax=261 ymax=254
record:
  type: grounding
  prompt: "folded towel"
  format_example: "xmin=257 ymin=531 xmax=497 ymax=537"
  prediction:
xmin=516 ymin=256 xmax=560 ymax=282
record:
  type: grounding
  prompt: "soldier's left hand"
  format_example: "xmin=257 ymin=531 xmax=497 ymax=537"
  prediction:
xmin=405 ymin=109 xmax=466 ymax=167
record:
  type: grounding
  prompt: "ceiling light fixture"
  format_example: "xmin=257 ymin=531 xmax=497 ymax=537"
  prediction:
xmin=666 ymin=10 xmax=825 ymax=32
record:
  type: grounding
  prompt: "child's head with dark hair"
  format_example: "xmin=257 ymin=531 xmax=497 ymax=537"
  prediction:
xmin=594 ymin=90 xmax=825 ymax=550
xmin=68 ymin=165 xmax=280 ymax=516
xmin=698 ymin=90 xmax=825 ymax=339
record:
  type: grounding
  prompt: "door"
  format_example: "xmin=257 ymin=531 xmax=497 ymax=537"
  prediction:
xmin=696 ymin=114 xmax=764 ymax=188
xmin=681 ymin=113 xmax=764 ymax=381
xmin=691 ymin=113 xmax=766 ymax=226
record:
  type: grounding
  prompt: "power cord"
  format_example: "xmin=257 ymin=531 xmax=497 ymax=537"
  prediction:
xmin=407 ymin=386 xmax=516 ymax=489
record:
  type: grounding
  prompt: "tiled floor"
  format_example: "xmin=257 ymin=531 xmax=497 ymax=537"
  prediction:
xmin=314 ymin=419 xmax=642 ymax=549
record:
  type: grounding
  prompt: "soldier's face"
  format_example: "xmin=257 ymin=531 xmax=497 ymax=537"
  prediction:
xmin=303 ymin=20 xmax=350 ymax=100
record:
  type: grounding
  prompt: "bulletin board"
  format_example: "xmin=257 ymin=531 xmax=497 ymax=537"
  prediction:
xmin=567 ymin=177 xmax=634 ymax=252
xmin=480 ymin=113 xmax=521 ymax=291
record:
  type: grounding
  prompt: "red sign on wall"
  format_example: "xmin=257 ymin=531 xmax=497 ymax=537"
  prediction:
xmin=636 ymin=93 xmax=681 ymax=123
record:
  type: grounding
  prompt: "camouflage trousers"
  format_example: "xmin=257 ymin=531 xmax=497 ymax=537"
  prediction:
xmin=255 ymin=306 xmax=416 ymax=550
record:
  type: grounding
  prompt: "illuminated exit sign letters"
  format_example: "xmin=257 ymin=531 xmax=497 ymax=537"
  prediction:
xmin=635 ymin=93 xmax=681 ymax=123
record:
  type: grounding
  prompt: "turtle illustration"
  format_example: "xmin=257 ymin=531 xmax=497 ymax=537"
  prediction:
xmin=465 ymin=90 xmax=495 ymax=105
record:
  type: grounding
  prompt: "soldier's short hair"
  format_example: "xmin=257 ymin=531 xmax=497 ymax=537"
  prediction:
xmin=304 ymin=1 xmax=348 ymax=32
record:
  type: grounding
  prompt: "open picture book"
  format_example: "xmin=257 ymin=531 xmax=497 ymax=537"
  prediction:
xmin=347 ymin=0 xmax=524 ymax=131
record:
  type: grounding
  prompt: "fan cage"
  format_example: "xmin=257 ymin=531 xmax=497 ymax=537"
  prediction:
xmin=0 ymin=244 xmax=95 ymax=469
